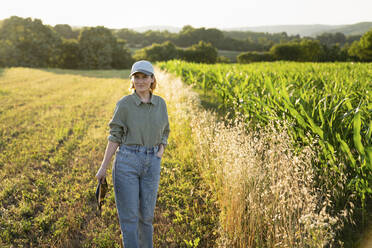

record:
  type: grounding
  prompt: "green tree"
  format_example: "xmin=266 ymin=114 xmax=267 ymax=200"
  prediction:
xmin=270 ymin=42 xmax=302 ymax=61
xmin=321 ymin=44 xmax=342 ymax=62
xmin=176 ymin=25 xmax=196 ymax=46
xmin=180 ymin=41 xmax=218 ymax=63
xmin=237 ymin=51 xmax=274 ymax=63
xmin=142 ymin=30 xmax=176 ymax=46
xmin=111 ymin=39 xmax=134 ymax=69
xmin=176 ymin=26 xmax=224 ymax=48
xmin=114 ymin=28 xmax=144 ymax=47
xmin=316 ymin=32 xmax=346 ymax=47
xmin=299 ymin=39 xmax=325 ymax=61
xmin=78 ymin=26 xmax=134 ymax=69
xmin=79 ymin=26 xmax=115 ymax=69
xmin=54 ymin=24 xmax=79 ymax=40
xmin=133 ymin=41 xmax=178 ymax=62
xmin=58 ymin=39 xmax=81 ymax=69
xmin=348 ymin=29 xmax=372 ymax=61
xmin=0 ymin=16 xmax=62 ymax=67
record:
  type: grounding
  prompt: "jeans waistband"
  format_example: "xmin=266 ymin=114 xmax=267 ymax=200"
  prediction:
xmin=119 ymin=144 xmax=160 ymax=153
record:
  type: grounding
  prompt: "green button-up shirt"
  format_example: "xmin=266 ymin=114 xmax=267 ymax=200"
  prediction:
xmin=108 ymin=91 xmax=170 ymax=148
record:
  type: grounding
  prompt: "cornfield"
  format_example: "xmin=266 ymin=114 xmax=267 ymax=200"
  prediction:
xmin=159 ymin=60 xmax=372 ymax=212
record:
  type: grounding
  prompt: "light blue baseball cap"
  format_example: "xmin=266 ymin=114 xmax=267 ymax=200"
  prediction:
xmin=129 ymin=60 xmax=154 ymax=77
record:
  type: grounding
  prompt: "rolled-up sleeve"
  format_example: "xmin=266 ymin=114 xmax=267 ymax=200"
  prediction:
xmin=108 ymin=102 xmax=127 ymax=144
xmin=161 ymin=102 xmax=170 ymax=147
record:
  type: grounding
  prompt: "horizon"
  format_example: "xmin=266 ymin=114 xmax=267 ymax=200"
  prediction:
xmin=119 ymin=22 xmax=372 ymax=31
xmin=1 ymin=15 xmax=371 ymax=32
xmin=2 ymin=0 xmax=372 ymax=30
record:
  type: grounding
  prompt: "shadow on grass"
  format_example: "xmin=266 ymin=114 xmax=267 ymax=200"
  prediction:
xmin=357 ymin=213 xmax=372 ymax=248
xmin=0 ymin=68 xmax=8 ymax=96
xmin=40 ymin=68 xmax=131 ymax=79
xmin=342 ymin=200 xmax=372 ymax=248
xmin=192 ymin=87 xmax=228 ymax=118
xmin=0 ymin=68 xmax=5 ymax=78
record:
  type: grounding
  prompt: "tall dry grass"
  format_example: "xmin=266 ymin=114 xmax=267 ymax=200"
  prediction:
xmin=192 ymin=114 xmax=342 ymax=247
xmin=156 ymin=69 xmax=344 ymax=247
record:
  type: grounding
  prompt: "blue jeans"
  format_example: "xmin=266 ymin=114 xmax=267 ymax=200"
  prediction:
xmin=112 ymin=144 xmax=161 ymax=248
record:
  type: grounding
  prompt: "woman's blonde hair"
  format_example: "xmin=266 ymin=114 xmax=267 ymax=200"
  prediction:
xmin=129 ymin=74 xmax=157 ymax=93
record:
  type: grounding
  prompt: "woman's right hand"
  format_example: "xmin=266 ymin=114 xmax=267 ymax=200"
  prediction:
xmin=96 ymin=141 xmax=119 ymax=182
xmin=95 ymin=165 xmax=107 ymax=182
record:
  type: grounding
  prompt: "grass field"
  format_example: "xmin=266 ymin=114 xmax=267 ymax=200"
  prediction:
xmin=1 ymin=66 xmax=370 ymax=247
xmin=0 ymin=68 xmax=218 ymax=247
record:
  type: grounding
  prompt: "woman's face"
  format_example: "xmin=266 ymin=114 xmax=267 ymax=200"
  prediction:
xmin=132 ymin=72 xmax=154 ymax=93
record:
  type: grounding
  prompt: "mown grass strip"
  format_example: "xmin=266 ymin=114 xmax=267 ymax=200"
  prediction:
xmin=0 ymin=68 xmax=218 ymax=247
xmin=0 ymin=68 xmax=128 ymax=247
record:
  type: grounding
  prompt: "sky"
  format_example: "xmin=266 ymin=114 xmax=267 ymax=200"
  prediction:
xmin=1 ymin=0 xmax=372 ymax=30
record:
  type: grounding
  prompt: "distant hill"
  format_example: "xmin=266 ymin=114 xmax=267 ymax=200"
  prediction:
xmin=321 ymin=22 xmax=372 ymax=36
xmin=225 ymin=24 xmax=333 ymax=37
xmin=224 ymin=22 xmax=372 ymax=37
xmin=131 ymin=25 xmax=181 ymax=33
xmin=130 ymin=22 xmax=372 ymax=37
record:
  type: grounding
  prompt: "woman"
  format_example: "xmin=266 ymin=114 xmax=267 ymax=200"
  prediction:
xmin=95 ymin=60 xmax=170 ymax=248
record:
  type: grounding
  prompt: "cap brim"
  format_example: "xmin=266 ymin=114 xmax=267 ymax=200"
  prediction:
xmin=129 ymin=69 xmax=153 ymax=77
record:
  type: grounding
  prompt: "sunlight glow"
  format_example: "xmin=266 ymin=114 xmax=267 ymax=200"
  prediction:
xmin=1 ymin=0 xmax=372 ymax=29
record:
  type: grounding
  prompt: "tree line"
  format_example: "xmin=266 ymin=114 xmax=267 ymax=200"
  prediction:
xmin=111 ymin=25 xmax=371 ymax=62
xmin=0 ymin=16 xmax=371 ymax=69
xmin=128 ymin=28 xmax=371 ymax=63
xmin=237 ymin=31 xmax=372 ymax=63
xmin=113 ymin=25 xmax=362 ymax=52
xmin=0 ymin=16 xmax=133 ymax=69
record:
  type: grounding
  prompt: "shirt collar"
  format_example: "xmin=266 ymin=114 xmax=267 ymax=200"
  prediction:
xmin=132 ymin=90 xmax=157 ymax=106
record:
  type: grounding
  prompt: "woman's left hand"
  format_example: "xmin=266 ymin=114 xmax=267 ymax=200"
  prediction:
xmin=156 ymin=144 xmax=164 ymax=158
